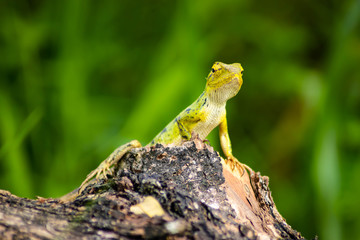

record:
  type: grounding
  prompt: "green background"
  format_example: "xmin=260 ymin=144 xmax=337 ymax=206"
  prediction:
xmin=1 ymin=1 xmax=359 ymax=239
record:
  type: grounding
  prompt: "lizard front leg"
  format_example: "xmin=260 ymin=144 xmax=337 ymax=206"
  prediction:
xmin=219 ymin=116 xmax=248 ymax=175
xmin=78 ymin=140 xmax=142 ymax=193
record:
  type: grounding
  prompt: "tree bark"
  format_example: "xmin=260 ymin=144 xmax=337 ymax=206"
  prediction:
xmin=0 ymin=138 xmax=305 ymax=240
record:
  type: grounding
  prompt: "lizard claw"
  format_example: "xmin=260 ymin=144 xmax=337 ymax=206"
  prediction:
xmin=78 ymin=140 xmax=142 ymax=194
xmin=78 ymin=160 xmax=115 ymax=193
xmin=225 ymin=155 xmax=246 ymax=176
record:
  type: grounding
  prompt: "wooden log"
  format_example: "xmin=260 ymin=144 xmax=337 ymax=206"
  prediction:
xmin=0 ymin=138 xmax=305 ymax=239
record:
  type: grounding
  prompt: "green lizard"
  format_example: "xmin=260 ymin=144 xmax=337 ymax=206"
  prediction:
xmin=77 ymin=61 xmax=245 ymax=194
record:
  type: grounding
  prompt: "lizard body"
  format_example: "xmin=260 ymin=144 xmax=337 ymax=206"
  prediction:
xmin=75 ymin=62 xmax=244 ymax=197
xmin=149 ymin=62 xmax=243 ymax=161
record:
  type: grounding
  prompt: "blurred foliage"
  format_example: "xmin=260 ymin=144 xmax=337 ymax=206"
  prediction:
xmin=0 ymin=0 xmax=359 ymax=239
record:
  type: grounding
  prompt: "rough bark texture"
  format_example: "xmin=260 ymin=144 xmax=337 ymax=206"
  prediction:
xmin=0 ymin=139 xmax=305 ymax=240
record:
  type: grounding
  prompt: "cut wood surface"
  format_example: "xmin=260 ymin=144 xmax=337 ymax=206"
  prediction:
xmin=0 ymin=138 xmax=305 ymax=239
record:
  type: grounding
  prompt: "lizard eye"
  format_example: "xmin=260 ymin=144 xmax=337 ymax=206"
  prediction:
xmin=212 ymin=67 xmax=222 ymax=73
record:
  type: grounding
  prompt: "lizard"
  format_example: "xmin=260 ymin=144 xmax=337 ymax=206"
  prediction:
xmin=64 ymin=61 xmax=246 ymax=200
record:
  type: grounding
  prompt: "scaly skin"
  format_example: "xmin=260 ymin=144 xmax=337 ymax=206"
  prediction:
xmin=149 ymin=62 xmax=243 ymax=161
xmin=75 ymin=62 xmax=244 ymax=197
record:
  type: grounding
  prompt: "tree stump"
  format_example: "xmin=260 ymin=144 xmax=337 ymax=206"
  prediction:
xmin=0 ymin=138 xmax=305 ymax=239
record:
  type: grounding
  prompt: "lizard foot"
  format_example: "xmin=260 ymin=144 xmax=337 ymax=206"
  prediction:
xmin=224 ymin=156 xmax=251 ymax=177
xmin=78 ymin=140 xmax=142 ymax=194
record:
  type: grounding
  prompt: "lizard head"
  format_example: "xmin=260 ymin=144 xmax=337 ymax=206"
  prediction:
xmin=205 ymin=62 xmax=244 ymax=102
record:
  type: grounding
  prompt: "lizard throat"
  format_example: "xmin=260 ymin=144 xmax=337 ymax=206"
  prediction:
xmin=206 ymin=86 xmax=239 ymax=104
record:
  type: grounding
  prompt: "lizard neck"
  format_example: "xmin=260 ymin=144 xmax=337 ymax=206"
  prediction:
xmin=204 ymin=79 xmax=240 ymax=105
xmin=205 ymin=88 xmax=231 ymax=106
